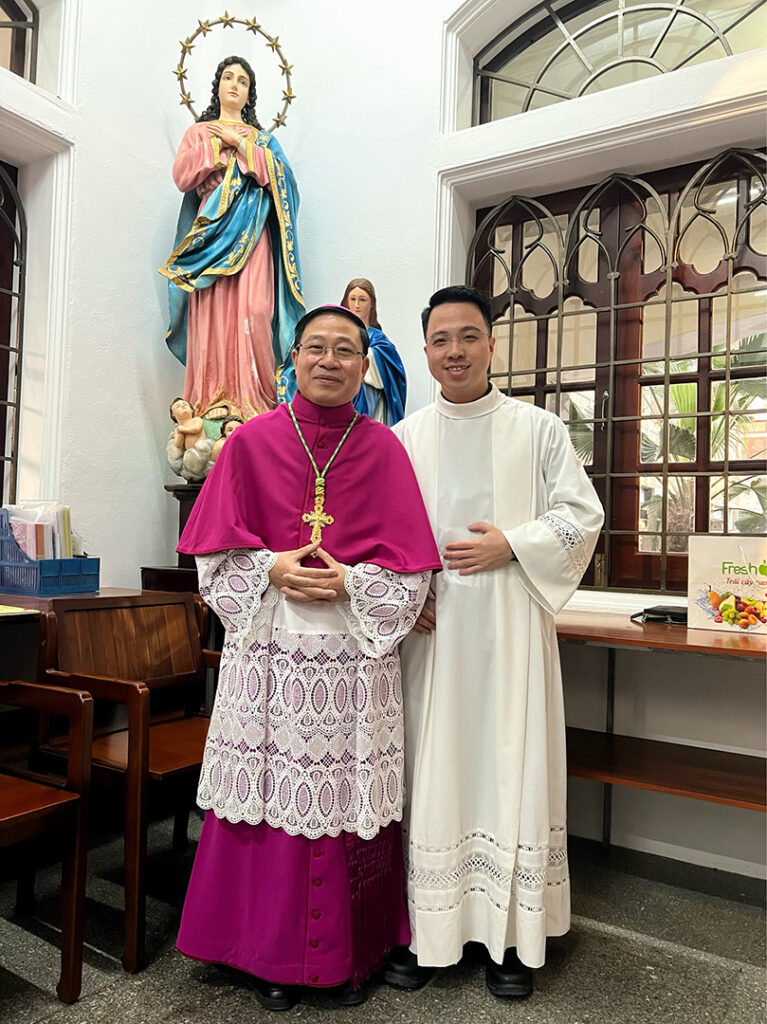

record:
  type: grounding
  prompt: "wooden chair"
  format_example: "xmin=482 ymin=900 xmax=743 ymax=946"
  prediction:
xmin=0 ymin=679 xmax=93 ymax=1003
xmin=40 ymin=591 xmax=216 ymax=972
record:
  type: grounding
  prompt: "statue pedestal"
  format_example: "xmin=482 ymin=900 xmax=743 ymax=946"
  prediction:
xmin=165 ymin=483 xmax=202 ymax=569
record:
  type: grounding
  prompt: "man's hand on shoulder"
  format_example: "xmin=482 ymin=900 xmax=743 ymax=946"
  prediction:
xmin=444 ymin=522 xmax=513 ymax=576
xmin=269 ymin=542 xmax=349 ymax=604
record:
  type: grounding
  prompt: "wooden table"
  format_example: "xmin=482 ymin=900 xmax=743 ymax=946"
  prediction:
xmin=0 ymin=590 xmax=147 ymax=684
xmin=0 ymin=588 xmax=145 ymax=613
xmin=555 ymin=611 xmax=766 ymax=846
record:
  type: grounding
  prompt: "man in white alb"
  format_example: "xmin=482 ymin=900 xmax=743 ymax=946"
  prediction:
xmin=387 ymin=285 xmax=604 ymax=998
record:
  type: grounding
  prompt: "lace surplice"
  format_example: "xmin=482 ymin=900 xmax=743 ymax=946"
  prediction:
xmin=196 ymin=549 xmax=431 ymax=840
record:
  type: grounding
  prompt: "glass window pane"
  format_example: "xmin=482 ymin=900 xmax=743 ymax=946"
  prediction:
xmin=548 ymin=390 xmax=595 ymax=465
xmin=489 ymin=78 xmax=529 ymax=120
xmin=642 ymin=284 xmax=699 ymax=373
xmin=546 ymin=389 xmax=596 ymax=421
xmin=584 ymin=62 xmax=660 ymax=93
xmin=577 ymin=208 xmax=601 ymax=283
xmin=527 ymin=89 xmax=565 ymax=112
xmin=490 ymin=320 xmax=510 ymax=386
xmin=501 ymin=24 xmax=561 ymax=86
xmin=638 ymin=474 xmax=695 ymax=551
xmin=567 ymin=419 xmax=594 ymax=466
xmin=711 ymin=412 xmax=767 ymax=461
xmin=748 ymin=177 xmax=766 ymax=255
xmin=491 ymin=225 xmax=512 ymax=294
xmin=711 ymin=375 xmax=767 ymax=417
xmin=566 ymin=2 xmax=615 ymax=37
xmin=724 ymin=6 xmax=767 ymax=52
xmin=573 ymin=18 xmax=620 ymax=74
xmin=642 ymin=204 xmax=666 ymax=274
xmin=640 ymin=419 xmax=663 ymax=463
xmin=521 ymin=215 xmax=565 ymax=298
xmin=539 ymin=44 xmax=592 ymax=96
xmin=639 ymin=416 xmax=697 ymax=464
xmin=678 ymin=180 xmax=737 ymax=275
xmin=547 ymin=297 xmax=597 ymax=383
xmin=655 ymin=14 xmax=726 ymax=68
xmin=492 ymin=306 xmax=538 ymax=389
xmin=622 ymin=9 xmax=671 ymax=58
xmin=710 ymin=474 xmax=767 ymax=533
xmin=641 ymin=382 xmax=698 ymax=419
xmin=0 ymin=18 xmax=12 ymax=74
xmin=684 ymin=0 xmax=758 ymax=28
xmin=711 ymin=273 xmax=767 ymax=367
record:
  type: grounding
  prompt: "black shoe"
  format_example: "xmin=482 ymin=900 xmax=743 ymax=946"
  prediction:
xmin=252 ymin=977 xmax=300 ymax=1011
xmin=333 ymin=981 xmax=369 ymax=1007
xmin=383 ymin=947 xmax=434 ymax=991
xmin=485 ymin=947 xmax=533 ymax=999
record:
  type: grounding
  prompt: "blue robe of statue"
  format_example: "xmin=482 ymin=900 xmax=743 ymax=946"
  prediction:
xmin=160 ymin=123 xmax=304 ymax=417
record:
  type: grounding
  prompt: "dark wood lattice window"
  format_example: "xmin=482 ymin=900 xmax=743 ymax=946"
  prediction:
xmin=0 ymin=0 xmax=38 ymax=81
xmin=469 ymin=147 xmax=767 ymax=593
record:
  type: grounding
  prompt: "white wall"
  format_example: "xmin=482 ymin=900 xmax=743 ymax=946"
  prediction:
xmin=2 ymin=0 xmax=765 ymax=875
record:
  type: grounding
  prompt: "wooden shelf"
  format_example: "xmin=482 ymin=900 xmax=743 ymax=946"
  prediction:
xmin=556 ymin=610 xmax=766 ymax=659
xmin=567 ymin=727 xmax=766 ymax=812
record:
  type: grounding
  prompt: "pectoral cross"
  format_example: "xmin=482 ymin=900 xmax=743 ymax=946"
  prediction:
xmin=302 ymin=477 xmax=334 ymax=543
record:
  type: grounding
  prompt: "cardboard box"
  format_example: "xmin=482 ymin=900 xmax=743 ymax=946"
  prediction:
xmin=688 ymin=535 xmax=767 ymax=633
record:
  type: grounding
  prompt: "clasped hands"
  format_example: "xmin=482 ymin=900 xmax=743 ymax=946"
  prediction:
xmin=268 ymin=541 xmax=348 ymax=604
xmin=414 ymin=522 xmax=513 ymax=635
xmin=207 ymin=122 xmax=250 ymax=150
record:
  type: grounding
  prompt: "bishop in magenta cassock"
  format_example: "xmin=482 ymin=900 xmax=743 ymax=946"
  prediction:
xmin=175 ymin=305 xmax=441 ymax=1011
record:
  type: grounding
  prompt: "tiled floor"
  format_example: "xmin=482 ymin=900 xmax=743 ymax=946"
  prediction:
xmin=1 ymin=820 xmax=764 ymax=1024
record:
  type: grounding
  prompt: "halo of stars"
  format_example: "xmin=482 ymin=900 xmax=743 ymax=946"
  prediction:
xmin=173 ymin=11 xmax=295 ymax=130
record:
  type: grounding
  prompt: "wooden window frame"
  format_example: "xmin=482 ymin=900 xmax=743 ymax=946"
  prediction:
xmin=469 ymin=148 xmax=767 ymax=593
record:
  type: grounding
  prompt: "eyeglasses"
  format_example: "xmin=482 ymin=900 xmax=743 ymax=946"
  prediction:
xmin=296 ymin=344 xmax=365 ymax=362
xmin=425 ymin=331 xmax=489 ymax=348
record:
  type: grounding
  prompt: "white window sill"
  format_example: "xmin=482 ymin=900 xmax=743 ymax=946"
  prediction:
xmin=565 ymin=589 xmax=688 ymax=617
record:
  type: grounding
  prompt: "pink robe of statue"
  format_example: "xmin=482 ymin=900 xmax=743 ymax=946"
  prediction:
xmin=176 ymin=395 xmax=442 ymax=988
xmin=172 ymin=122 xmax=276 ymax=418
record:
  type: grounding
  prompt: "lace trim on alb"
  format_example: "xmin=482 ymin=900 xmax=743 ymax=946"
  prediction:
xmin=196 ymin=555 xmax=428 ymax=839
xmin=341 ymin=565 xmax=431 ymax=658
xmin=197 ymin=548 xmax=277 ymax=639
xmin=409 ymin=828 xmax=516 ymax=855
xmin=540 ymin=511 xmax=588 ymax=575
xmin=408 ymin=827 xmax=569 ymax=915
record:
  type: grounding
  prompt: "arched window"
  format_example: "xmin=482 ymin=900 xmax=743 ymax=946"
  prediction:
xmin=468 ymin=147 xmax=767 ymax=593
xmin=475 ymin=1 xmax=766 ymax=124
xmin=0 ymin=1 xmax=38 ymax=82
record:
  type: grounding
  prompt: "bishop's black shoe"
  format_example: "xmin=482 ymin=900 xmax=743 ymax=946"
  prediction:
xmin=332 ymin=980 xmax=369 ymax=1007
xmin=485 ymin=947 xmax=533 ymax=999
xmin=383 ymin=946 xmax=435 ymax=991
xmin=251 ymin=977 xmax=300 ymax=1011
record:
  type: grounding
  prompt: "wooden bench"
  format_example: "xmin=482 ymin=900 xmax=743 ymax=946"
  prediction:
xmin=0 ymin=679 xmax=93 ymax=1002
xmin=39 ymin=591 xmax=218 ymax=972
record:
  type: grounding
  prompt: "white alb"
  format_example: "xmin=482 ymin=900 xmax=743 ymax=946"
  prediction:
xmin=393 ymin=385 xmax=604 ymax=969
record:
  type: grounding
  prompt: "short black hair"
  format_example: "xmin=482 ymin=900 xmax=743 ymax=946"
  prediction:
xmin=293 ymin=304 xmax=370 ymax=355
xmin=421 ymin=285 xmax=492 ymax=337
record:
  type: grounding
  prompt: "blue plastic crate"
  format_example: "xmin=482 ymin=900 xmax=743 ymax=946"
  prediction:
xmin=0 ymin=508 xmax=99 ymax=596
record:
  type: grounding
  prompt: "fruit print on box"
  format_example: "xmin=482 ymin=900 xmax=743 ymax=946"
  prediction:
xmin=688 ymin=535 xmax=767 ymax=634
